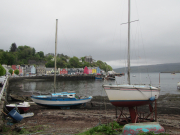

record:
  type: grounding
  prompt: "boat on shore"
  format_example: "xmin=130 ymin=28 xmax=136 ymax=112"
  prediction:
xmin=31 ymin=19 xmax=92 ymax=108
xmin=102 ymin=0 xmax=161 ymax=126
xmin=6 ymin=102 xmax=30 ymax=113
xmin=31 ymin=91 xmax=92 ymax=107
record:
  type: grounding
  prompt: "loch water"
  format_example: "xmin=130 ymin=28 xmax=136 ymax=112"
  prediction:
xmin=9 ymin=73 xmax=180 ymax=96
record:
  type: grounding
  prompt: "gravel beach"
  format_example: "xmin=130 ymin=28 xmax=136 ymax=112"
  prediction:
xmin=2 ymin=94 xmax=180 ymax=135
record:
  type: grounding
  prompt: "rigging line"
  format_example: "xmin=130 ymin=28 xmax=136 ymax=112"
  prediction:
xmin=130 ymin=18 xmax=144 ymax=84
xmin=134 ymin=0 xmax=152 ymax=84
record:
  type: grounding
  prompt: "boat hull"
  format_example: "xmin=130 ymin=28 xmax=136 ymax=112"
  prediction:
xmin=6 ymin=102 xmax=30 ymax=113
xmin=6 ymin=106 xmax=30 ymax=113
xmin=103 ymin=84 xmax=160 ymax=107
xmin=31 ymin=96 xmax=92 ymax=107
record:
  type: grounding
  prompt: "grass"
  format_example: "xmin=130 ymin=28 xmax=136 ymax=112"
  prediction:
xmin=76 ymin=121 xmax=169 ymax=135
xmin=76 ymin=121 xmax=123 ymax=135
xmin=0 ymin=124 xmax=45 ymax=135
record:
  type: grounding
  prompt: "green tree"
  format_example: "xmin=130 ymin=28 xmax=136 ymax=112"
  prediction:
xmin=46 ymin=55 xmax=53 ymax=61
xmin=10 ymin=43 xmax=17 ymax=52
xmin=38 ymin=51 xmax=44 ymax=58
xmin=32 ymin=48 xmax=36 ymax=56
xmin=45 ymin=60 xmax=54 ymax=67
xmin=14 ymin=69 xmax=19 ymax=75
xmin=69 ymin=56 xmax=80 ymax=68
xmin=0 ymin=64 xmax=6 ymax=76
xmin=9 ymin=69 xmax=13 ymax=75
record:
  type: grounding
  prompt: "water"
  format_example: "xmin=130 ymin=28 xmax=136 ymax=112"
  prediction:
xmin=9 ymin=73 xmax=180 ymax=96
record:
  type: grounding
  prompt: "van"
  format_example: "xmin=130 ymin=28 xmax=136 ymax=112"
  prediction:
xmin=0 ymin=76 xmax=6 ymax=87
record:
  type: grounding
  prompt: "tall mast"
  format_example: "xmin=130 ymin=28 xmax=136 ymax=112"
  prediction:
xmin=54 ymin=19 xmax=58 ymax=93
xmin=127 ymin=0 xmax=131 ymax=85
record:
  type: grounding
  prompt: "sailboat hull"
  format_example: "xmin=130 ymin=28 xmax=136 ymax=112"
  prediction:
xmin=103 ymin=84 xmax=160 ymax=107
xmin=31 ymin=95 xmax=92 ymax=107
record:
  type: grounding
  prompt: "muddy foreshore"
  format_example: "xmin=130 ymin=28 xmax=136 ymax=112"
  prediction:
xmin=2 ymin=94 xmax=180 ymax=135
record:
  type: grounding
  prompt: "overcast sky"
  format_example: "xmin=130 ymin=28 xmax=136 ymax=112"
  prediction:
xmin=1 ymin=0 xmax=180 ymax=69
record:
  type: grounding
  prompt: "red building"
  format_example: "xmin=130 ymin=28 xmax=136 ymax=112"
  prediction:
xmin=60 ymin=69 xmax=68 ymax=74
xmin=83 ymin=66 xmax=89 ymax=74
xmin=11 ymin=65 xmax=17 ymax=70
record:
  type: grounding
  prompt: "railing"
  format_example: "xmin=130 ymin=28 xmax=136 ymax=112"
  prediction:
xmin=0 ymin=77 xmax=8 ymax=101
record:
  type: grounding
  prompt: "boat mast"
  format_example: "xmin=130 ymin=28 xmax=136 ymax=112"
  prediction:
xmin=127 ymin=0 xmax=131 ymax=85
xmin=54 ymin=19 xmax=58 ymax=93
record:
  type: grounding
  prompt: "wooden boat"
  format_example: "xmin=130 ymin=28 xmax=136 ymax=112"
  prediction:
xmin=10 ymin=93 xmax=32 ymax=101
xmin=6 ymin=102 xmax=30 ymax=113
xmin=31 ymin=20 xmax=92 ymax=108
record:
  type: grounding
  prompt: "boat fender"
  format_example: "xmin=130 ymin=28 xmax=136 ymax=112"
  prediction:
xmin=149 ymin=96 xmax=155 ymax=101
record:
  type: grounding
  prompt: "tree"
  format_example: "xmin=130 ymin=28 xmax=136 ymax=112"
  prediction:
xmin=0 ymin=64 xmax=6 ymax=76
xmin=32 ymin=48 xmax=36 ymax=56
xmin=10 ymin=43 xmax=17 ymax=52
xmin=9 ymin=69 xmax=13 ymax=75
xmin=38 ymin=51 xmax=44 ymax=58
xmin=14 ymin=69 xmax=19 ymax=75
xmin=69 ymin=56 xmax=80 ymax=68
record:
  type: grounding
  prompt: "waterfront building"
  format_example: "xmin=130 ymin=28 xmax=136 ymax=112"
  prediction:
xmin=60 ymin=68 xmax=68 ymax=75
xmin=92 ymin=67 xmax=96 ymax=74
xmin=96 ymin=67 xmax=101 ymax=75
xmin=17 ymin=65 xmax=23 ymax=75
xmin=46 ymin=68 xmax=54 ymax=75
xmin=11 ymin=65 xmax=17 ymax=70
xmin=83 ymin=66 xmax=88 ymax=74
xmin=67 ymin=68 xmax=76 ymax=75
xmin=26 ymin=67 xmax=31 ymax=76
xmin=88 ymin=67 xmax=92 ymax=74
xmin=36 ymin=65 xmax=46 ymax=75
xmin=31 ymin=65 xmax=36 ymax=75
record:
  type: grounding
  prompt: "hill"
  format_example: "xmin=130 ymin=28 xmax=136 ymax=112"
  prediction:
xmin=113 ymin=63 xmax=180 ymax=73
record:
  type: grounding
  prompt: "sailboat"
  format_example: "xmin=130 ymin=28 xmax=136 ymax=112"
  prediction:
xmin=31 ymin=19 xmax=92 ymax=107
xmin=102 ymin=0 xmax=161 ymax=122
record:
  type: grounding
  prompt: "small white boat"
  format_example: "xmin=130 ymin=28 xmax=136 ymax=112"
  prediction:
xmin=6 ymin=102 xmax=30 ymax=113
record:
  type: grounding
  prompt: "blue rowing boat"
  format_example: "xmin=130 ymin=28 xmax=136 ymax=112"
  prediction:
xmin=31 ymin=91 xmax=92 ymax=107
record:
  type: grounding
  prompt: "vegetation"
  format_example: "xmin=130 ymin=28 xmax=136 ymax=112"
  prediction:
xmin=14 ymin=69 xmax=19 ymax=75
xmin=0 ymin=64 xmax=6 ymax=76
xmin=77 ymin=121 xmax=123 ymax=135
xmin=9 ymin=69 xmax=13 ymax=75
xmin=77 ymin=121 xmax=169 ymax=135
xmin=0 ymin=43 xmax=112 ymax=72
xmin=1 ymin=124 xmax=44 ymax=135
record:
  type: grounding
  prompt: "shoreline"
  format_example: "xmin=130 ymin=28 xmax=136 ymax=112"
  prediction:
xmin=2 ymin=94 xmax=180 ymax=134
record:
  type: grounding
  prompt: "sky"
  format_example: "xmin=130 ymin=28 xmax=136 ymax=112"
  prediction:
xmin=0 ymin=0 xmax=180 ymax=69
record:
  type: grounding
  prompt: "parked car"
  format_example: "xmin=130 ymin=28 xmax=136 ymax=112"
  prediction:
xmin=0 ymin=76 xmax=6 ymax=87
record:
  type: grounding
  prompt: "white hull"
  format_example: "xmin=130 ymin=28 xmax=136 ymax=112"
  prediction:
xmin=31 ymin=97 xmax=92 ymax=107
xmin=103 ymin=84 xmax=160 ymax=107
